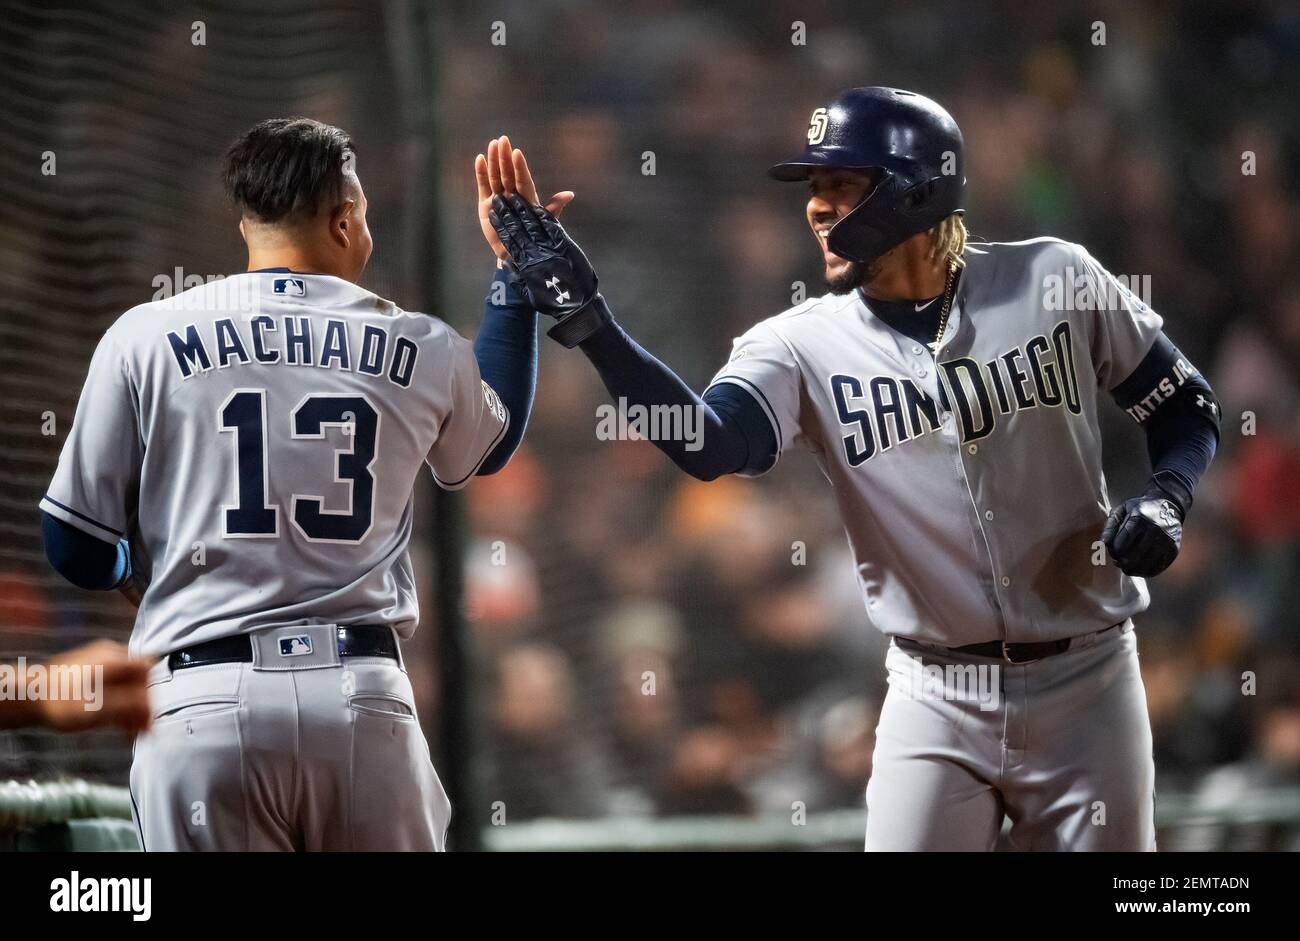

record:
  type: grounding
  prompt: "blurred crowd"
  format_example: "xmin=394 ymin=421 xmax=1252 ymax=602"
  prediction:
xmin=1 ymin=0 xmax=1297 ymax=845
xmin=436 ymin=0 xmax=1300 ymax=832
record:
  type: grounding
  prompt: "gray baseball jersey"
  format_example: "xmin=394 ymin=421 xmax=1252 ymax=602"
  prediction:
xmin=42 ymin=271 xmax=507 ymax=657
xmin=708 ymin=237 xmax=1162 ymax=647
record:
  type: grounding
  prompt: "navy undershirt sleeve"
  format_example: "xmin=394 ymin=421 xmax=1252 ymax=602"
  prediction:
xmin=1110 ymin=332 xmax=1220 ymax=511
xmin=1142 ymin=394 xmax=1219 ymax=506
xmin=578 ymin=318 xmax=777 ymax=479
xmin=42 ymin=512 xmax=131 ymax=591
xmin=474 ymin=268 xmax=538 ymax=475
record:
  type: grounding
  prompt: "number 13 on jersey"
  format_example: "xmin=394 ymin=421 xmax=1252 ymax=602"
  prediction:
xmin=218 ymin=389 xmax=380 ymax=544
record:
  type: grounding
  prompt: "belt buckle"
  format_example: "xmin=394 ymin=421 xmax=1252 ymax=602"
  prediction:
xmin=1001 ymin=641 xmax=1039 ymax=665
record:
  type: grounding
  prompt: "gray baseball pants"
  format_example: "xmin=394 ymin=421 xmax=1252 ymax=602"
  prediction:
xmin=129 ymin=624 xmax=450 ymax=851
xmin=865 ymin=621 xmax=1155 ymax=851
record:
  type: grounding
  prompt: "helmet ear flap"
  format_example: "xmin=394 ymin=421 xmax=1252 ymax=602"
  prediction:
xmin=826 ymin=180 xmax=909 ymax=265
xmin=901 ymin=177 xmax=940 ymax=212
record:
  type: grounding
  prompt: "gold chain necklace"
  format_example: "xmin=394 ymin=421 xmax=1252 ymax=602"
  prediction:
xmin=929 ymin=261 xmax=959 ymax=354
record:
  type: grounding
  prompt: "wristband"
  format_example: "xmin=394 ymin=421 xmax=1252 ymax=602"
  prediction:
xmin=547 ymin=294 xmax=614 ymax=348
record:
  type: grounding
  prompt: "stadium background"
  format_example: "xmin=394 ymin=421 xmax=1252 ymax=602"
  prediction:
xmin=1 ymin=0 xmax=1298 ymax=850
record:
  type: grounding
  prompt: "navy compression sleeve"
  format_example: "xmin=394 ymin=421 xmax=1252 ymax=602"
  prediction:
xmin=577 ymin=318 xmax=777 ymax=479
xmin=1111 ymin=333 xmax=1221 ymax=510
xmin=474 ymin=267 xmax=538 ymax=475
xmin=42 ymin=512 xmax=131 ymax=591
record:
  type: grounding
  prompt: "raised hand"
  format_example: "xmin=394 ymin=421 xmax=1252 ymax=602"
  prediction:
xmin=488 ymin=192 xmax=612 ymax=348
xmin=475 ymin=135 xmax=574 ymax=262
xmin=489 ymin=193 xmax=594 ymax=311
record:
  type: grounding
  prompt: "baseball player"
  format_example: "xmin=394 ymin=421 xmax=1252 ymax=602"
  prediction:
xmin=482 ymin=87 xmax=1221 ymax=850
xmin=39 ymin=119 xmax=547 ymax=850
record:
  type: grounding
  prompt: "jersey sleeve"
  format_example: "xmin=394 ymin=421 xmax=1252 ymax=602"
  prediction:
xmin=704 ymin=321 xmax=802 ymax=472
xmin=426 ymin=328 xmax=510 ymax=490
xmin=40 ymin=330 xmax=143 ymax=545
xmin=1074 ymin=244 xmax=1164 ymax=392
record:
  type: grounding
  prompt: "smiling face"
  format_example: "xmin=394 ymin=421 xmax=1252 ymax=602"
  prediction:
xmin=805 ymin=167 xmax=878 ymax=294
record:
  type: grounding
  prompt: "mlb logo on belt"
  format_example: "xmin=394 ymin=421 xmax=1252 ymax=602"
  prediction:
xmin=273 ymin=277 xmax=306 ymax=296
xmin=279 ymin=635 xmax=313 ymax=657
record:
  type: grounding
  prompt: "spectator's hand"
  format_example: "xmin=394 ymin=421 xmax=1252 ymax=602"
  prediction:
xmin=475 ymin=135 xmax=573 ymax=262
xmin=32 ymin=640 xmax=151 ymax=734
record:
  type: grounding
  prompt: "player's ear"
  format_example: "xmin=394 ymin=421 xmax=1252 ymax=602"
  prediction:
xmin=330 ymin=198 xmax=357 ymax=249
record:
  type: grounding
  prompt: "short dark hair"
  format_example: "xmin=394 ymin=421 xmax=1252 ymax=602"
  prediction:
xmin=223 ymin=118 xmax=356 ymax=224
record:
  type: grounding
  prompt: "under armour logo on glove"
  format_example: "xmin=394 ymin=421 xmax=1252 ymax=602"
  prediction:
xmin=545 ymin=276 xmax=570 ymax=303
xmin=1150 ymin=498 xmax=1180 ymax=528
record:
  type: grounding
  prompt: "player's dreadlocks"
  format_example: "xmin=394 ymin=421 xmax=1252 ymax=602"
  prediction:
xmin=928 ymin=213 xmax=969 ymax=269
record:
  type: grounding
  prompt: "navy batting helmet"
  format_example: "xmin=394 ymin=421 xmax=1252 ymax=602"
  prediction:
xmin=770 ymin=86 xmax=965 ymax=266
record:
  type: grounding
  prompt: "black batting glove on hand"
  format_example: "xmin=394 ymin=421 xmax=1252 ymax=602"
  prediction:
xmin=488 ymin=192 xmax=612 ymax=348
xmin=1101 ymin=472 xmax=1190 ymax=578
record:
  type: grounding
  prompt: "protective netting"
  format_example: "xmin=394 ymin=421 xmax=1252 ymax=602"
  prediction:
xmin=1 ymin=0 xmax=1298 ymax=850
xmin=0 ymin=0 xmax=434 ymax=783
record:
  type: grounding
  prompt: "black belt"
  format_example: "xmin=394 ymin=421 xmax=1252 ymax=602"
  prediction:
xmin=896 ymin=622 xmax=1124 ymax=665
xmin=168 ymin=625 xmax=398 ymax=670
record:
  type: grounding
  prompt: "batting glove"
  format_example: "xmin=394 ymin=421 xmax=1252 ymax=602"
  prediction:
xmin=1101 ymin=473 xmax=1190 ymax=578
xmin=488 ymin=193 xmax=612 ymax=348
